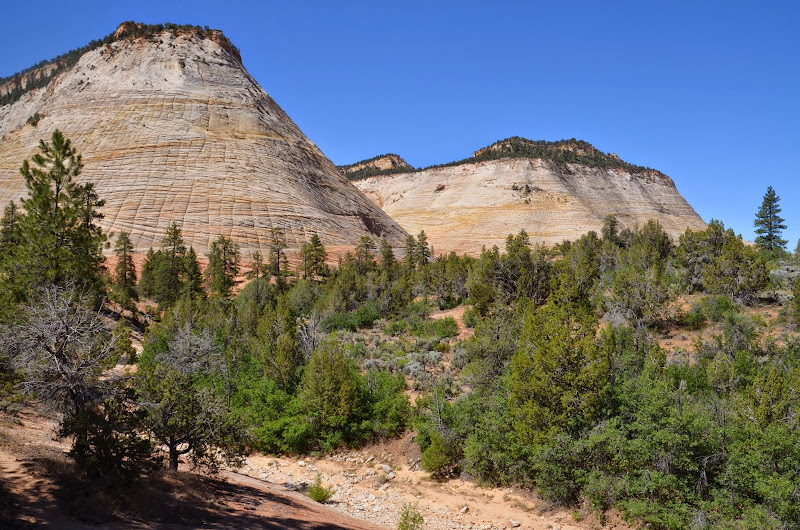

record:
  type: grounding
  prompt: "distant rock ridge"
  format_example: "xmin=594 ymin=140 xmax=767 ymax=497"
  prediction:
xmin=0 ymin=23 xmax=407 ymax=260
xmin=338 ymin=154 xmax=413 ymax=181
xmin=343 ymin=137 xmax=662 ymax=182
xmin=353 ymin=153 xmax=706 ymax=256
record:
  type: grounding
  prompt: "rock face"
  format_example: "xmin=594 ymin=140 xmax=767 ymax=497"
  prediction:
xmin=353 ymin=156 xmax=707 ymax=255
xmin=339 ymin=154 xmax=413 ymax=181
xmin=0 ymin=25 xmax=407 ymax=259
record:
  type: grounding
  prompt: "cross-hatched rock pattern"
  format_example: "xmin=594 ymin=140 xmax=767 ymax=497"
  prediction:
xmin=354 ymin=158 xmax=707 ymax=256
xmin=0 ymin=29 xmax=407 ymax=259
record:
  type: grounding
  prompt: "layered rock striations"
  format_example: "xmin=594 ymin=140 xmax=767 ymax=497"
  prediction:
xmin=0 ymin=24 xmax=407 ymax=259
xmin=352 ymin=140 xmax=706 ymax=255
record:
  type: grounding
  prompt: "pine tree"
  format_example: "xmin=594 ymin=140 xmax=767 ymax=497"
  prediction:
xmin=182 ymin=247 xmax=205 ymax=300
xmin=601 ymin=214 xmax=619 ymax=245
xmin=379 ymin=236 xmax=396 ymax=276
xmin=205 ymin=236 xmax=240 ymax=299
xmin=0 ymin=201 xmax=23 ymax=304
xmin=310 ymin=234 xmax=328 ymax=278
xmin=158 ymin=222 xmax=187 ymax=304
xmin=403 ymin=235 xmax=417 ymax=271
xmin=14 ymin=130 xmax=107 ymax=299
xmin=0 ymin=201 xmax=21 ymax=256
xmin=754 ymin=186 xmax=787 ymax=252
xmin=247 ymin=251 xmax=265 ymax=280
xmin=111 ymin=231 xmax=138 ymax=312
xmin=268 ymin=227 xmax=288 ymax=288
xmin=415 ymin=230 xmax=432 ymax=266
xmin=111 ymin=319 xmax=137 ymax=364
xmin=138 ymin=248 xmax=159 ymax=299
xmin=354 ymin=236 xmax=376 ymax=275
xmin=298 ymin=233 xmax=327 ymax=280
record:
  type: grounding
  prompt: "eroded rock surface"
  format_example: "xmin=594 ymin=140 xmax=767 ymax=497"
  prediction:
xmin=0 ymin=27 xmax=407 ymax=259
xmin=354 ymin=158 xmax=706 ymax=255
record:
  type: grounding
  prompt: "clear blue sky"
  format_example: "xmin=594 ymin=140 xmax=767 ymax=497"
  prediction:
xmin=1 ymin=1 xmax=798 ymax=247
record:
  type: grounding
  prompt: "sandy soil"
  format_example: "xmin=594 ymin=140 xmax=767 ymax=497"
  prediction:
xmin=0 ymin=411 xmax=82 ymax=529
xmin=241 ymin=433 xmax=632 ymax=530
xmin=0 ymin=409 xmax=381 ymax=529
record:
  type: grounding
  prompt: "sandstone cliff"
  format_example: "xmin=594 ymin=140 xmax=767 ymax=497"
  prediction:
xmin=0 ymin=24 xmax=407 ymax=259
xmin=339 ymin=154 xmax=413 ymax=181
xmin=353 ymin=143 xmax=706 ymax=255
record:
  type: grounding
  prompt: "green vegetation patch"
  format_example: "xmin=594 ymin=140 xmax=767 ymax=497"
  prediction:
xmin=340 ymin=137 xmax=661 ymax=181
xmin=428 ymin=136 xmax=660 ymax=174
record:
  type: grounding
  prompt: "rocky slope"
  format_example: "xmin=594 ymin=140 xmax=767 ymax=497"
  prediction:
xmin=353 ymin=140 xmax=706 ymax=255
xmin=339 ymin=154 xmax=414 ymax=181
xmin=0 ymin=23 xmax=407 ymax=259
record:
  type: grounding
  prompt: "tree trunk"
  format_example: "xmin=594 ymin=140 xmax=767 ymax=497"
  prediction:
xmin=168 ymin=444 xmax=179 ymax=471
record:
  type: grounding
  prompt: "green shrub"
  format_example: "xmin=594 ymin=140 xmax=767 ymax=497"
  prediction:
xmin=678 ymin=305 xmax=707 ymax=330
xmin=354 ymin=301 xmax=380 ymax=327
xmin=323 ymin=301 xmax=381 ymax=332
xmin=462 ymin=306 xmax=478 ymax=328
xmin=404 ymin=300 xmax=432 ymax=318
xmin=700 ymin=295 xmax=737 ymax=322
xmin=420 ymin=431 xmax=455 ymax=476
xmin=26 ymin=112 xmax=42 ymax=127
xmin=385 ymin=319 xmax=409 ymax=335
xmin=437 ymin=296 xmax=459 ymax=310
xmin=364 ymin=370 xmax=410 ymax=439
xmin=397 ymin=502 xmax=424 ymax=530
xmin=432 ymin=317 xmax=458 ymax=338
xmin=287 ymin=279 xmax=318 ymax=314
xmin=410 ymin=316 xmax=458 ymax=339
xmin=323 ymin=311 xmax=359 ymax=331
xmin=307 ymin=473 xmax=334 ymax=503
xmin=793 ymin=277 xmax=800 ymax=324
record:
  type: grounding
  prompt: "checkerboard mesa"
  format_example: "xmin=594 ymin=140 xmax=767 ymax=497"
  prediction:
xmin=0 ymin=22 xmax=407 ymax=261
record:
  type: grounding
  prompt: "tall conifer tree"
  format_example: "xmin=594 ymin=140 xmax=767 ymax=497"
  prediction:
xmin=183 ymin=247 xmax=205 ymax=300
xmin=111 ymin=231 xmax=138 ymax=312
xmin=158 ymin=222 xmax=187 ymax=304
xmin=205 ymin=236 xmax=240 ymax=299
xmin=754 ymin=186 xmax=787 ymax=252
xmin=13 ymin=130 xmax=106 ymax=300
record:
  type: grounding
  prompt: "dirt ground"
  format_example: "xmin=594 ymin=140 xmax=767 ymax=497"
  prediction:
xmin=241 ymin=432 xmax=632 ymax=530
xmin=0 ymin=409 xmax=380 ymax=529
xmin=0 ymin=408 xmax=634 ymax=529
